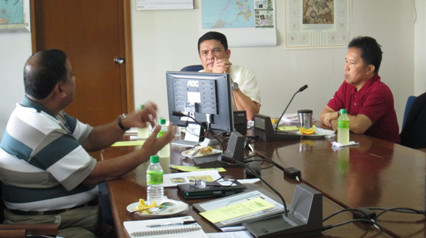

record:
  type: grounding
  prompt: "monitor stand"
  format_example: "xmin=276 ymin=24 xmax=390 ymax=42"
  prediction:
xmin=172 ymin=123 xmax=204 ymax=147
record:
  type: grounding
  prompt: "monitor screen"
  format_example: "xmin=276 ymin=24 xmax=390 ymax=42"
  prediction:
xmin=166 ymin=71 xmax=234 ymax=134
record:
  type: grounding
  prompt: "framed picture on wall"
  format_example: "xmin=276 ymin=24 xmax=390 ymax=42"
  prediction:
xmin=285 ymin=0 xmax=352 ymax=48
xmin=0 ymin=0 xmax=30 ymax=32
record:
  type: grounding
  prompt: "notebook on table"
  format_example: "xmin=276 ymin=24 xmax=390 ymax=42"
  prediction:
xmin=123 ymin=215 xmax=207 ymax=238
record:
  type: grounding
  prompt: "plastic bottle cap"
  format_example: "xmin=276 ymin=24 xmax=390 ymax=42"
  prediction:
xmin=339 ymin=109 xmax=347 ymax=114
xmin=150 ymin=155 xmax=160 ymax=163
xmin=159 ymin=118 xmax=166 ymax=125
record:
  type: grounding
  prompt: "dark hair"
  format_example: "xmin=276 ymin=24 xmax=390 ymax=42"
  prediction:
xmin=348 ymin=36 xmax=382 ymax=74
xmin=24 ymin=49 xmax=68 ymax=99
xmin=198 ymin=31 xmax=228 ymax=54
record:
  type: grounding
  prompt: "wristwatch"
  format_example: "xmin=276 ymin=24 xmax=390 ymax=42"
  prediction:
xmin=118 ymin=114 xmax=130 ymax=131
xmin=231 ymin=82 xmax=239 ymax=91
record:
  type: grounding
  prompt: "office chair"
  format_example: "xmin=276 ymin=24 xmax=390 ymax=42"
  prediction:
xmin=402 ymin=95 xmax=417 ymax=127
xmin=400 ymin=92 xmax=426 ymax=149
xmin=180 ymin=64 xmax=204 ymax=72
xmin=0 ymin=181 xmax=58 ymax=238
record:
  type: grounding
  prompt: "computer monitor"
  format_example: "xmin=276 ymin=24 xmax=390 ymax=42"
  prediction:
xmin=166 ymin=71 xmax=234 ymax=134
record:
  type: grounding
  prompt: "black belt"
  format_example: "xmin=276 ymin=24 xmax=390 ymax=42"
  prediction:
xmin=9 ymin=199 xmax=98 ymax=216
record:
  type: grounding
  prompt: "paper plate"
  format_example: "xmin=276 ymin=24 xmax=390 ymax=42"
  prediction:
xmin=127 ymin=199 xmax=189 ymax=218
xmin=181 ymin=146 xmax=222 ymax=158
xmin=297 ymin=127 xmax=335 ymax=139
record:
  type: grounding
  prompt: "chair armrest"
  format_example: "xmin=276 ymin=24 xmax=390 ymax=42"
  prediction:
xmin=0 ymin=228 xmax=25 ymax=238
xmin=0 ymin=223 xmax=58 ymax=237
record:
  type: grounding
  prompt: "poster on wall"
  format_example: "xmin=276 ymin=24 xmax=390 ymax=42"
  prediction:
xmin=285 ymin=0 xmax=351 ymax=48
xmin=200 ymin=0 xmax=276 ymax=47
xmin=0 ymin=0 xmax=30 ymax=32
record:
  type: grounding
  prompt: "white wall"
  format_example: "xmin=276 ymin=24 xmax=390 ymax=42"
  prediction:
xmin=414 ymin=0 xmax=426 ymax=95
xmin=131 ymin=0 xmax=420 ymax=129
xmin=0 ymin=32 xmax=31 ymax=138
xmin=0 ymin=0 xmax=424 ymax=139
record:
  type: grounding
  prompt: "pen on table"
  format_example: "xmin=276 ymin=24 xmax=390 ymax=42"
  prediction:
xmin=220 ymin=225 xmax=246 ymax=232
xmin=146 ymin=220 xmax=197 ymax=228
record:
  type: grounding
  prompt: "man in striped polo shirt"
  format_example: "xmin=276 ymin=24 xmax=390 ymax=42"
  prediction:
xmin=0 ymin=49 xmax=176 ymax=237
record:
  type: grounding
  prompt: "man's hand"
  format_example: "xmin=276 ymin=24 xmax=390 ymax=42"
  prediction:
xmin=320 ymin=106 xmax=339 ymax=129
xmin=212 ymin=57 xmax=232 ymax=74
xmin=83 ymin=123 xmax=177 ymax=185
xmin=322 ymin=111 xmax=339 ymax=128
xmin=122 ymin=101 xmax=158 ymax=129
xmin=141 ymin=123 xmax=177 ymax=155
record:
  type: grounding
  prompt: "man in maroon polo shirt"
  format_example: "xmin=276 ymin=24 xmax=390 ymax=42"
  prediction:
xmin=320 ymin=36 xmax=400 ymax=144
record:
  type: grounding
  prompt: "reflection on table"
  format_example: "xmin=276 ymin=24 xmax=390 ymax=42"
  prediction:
xmin=102 ymin=132 xmax=425 ymax=238
xmin=253 ymin=133 xmax=425 ymax=237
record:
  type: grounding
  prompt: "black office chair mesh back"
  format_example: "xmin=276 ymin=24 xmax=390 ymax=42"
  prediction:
xmin=400 ymin=92 xmax=426 ymax=149
xmin=180 ymin=65 xmax=203 ymax=72
xmin=0 ymin=181 xmax=3 ymax=223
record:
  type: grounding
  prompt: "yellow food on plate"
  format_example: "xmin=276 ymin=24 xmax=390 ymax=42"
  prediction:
xmin=136 ymin=199 xmax=157 ymax=214
xmin=299 ymin=126 xmax=316 ymax=135
xmin=200 ymin=146 xmax=213 ymax=155
xmin=270 ymin=118 xmax=279 ymax=125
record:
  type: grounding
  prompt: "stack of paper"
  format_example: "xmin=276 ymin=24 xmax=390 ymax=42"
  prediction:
xmin=124 ymin=216 xmax=207 ymax=238
xmin=280 ymin=113 xmax=299 ymax=125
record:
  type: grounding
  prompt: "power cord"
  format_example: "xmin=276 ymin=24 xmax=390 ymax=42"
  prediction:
xmin=365 ymin=207 xmax=426 ymax=219
xmin=322 ymin=218 xmax=383 ymax=232
xmin=244 ymin=152 xmax=303 ymax=182
xmin=222 ymin=158 xmax=289 ymax=216
xmin=322 ymin=208 xmax=380 ymax=232
xmin=172 ymin=111 xmax=226 ymax=151
xmin=238 ymin=148 xmax=424 ymax=234
xmin=322 ymin=206 xmax=425 ymax=233
xmin=323 ymin=208 xmax=376 ymax=222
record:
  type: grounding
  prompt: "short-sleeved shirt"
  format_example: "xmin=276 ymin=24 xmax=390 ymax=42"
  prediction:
xmin=0 ymin=96 xmax=98 ymax=211
xmin=327 ymin=75 xmax=400 ymax=143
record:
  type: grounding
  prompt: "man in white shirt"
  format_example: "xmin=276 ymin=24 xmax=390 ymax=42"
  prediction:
xmin=197 ymin=31 xmax=261 ymax=121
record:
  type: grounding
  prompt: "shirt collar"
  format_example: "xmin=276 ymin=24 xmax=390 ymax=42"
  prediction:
xmin=351 ymin=74 xmax=380 ymax=93
xmin=361 ymin=74 xmax=380 ymax=90
xmin=20 ymin=95 xmax=55 ymax=117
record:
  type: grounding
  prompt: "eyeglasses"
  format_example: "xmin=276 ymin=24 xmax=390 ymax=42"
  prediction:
xmin=188 ymin=176 xmax=237 ymax=189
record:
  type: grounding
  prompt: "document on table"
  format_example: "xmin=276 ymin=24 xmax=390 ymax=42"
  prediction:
xmin=200 ymin=197 xmax=275 ymax=223
xmin=169 ymin=164 xmax=226 ymax=172
xmin=207 ymin=231 xmax=253 ymax=238
xmin=111 ymin=140 xmax=144 ymax=147
xmin=193 ymin=189 xmax=285 ymax=228
xmin=280 ymin=113 xmax=298 ymax=125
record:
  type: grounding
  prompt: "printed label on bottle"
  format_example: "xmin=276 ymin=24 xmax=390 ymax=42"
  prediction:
xmin=147 ymin=171 xmax=163 ymax=185
xmin=337 ymin=120 xmax=349 ymax=129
